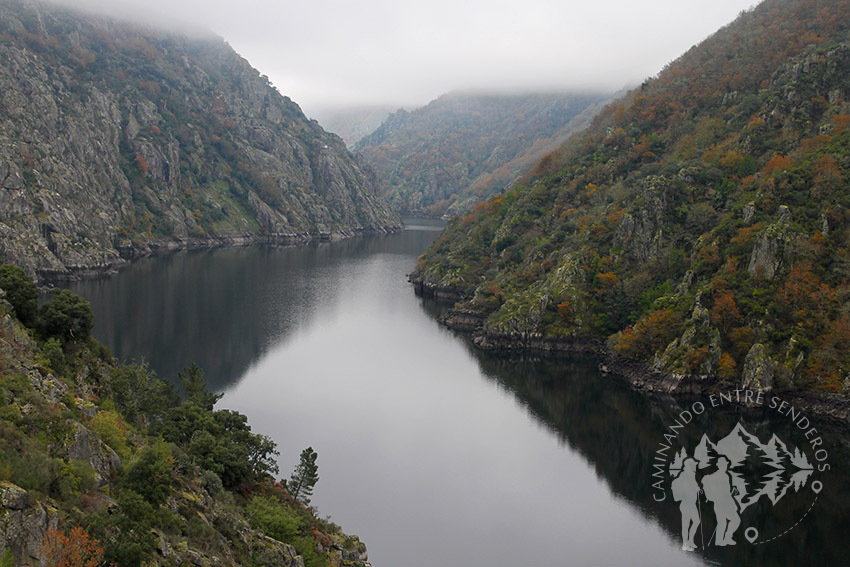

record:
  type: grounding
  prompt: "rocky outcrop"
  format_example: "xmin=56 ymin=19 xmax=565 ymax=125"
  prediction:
xmin=439 ymin=307 xmax=486 ymax=331
xmin=0 ymin=482 xmax=59 ymax=567
xmin=0 ymin=1 xmax=401 ymax=281
xmin=747 ymin=206 xmax=792 ymax=279
xmin=63 ymin=423 xmax=121 ymax=486
xmin=741 ymin=343 xmax=776 ymax=391
xmin=616 ymin=175 xmax=672 ymax=263
xmin=250 ymin=534 xmax=305 ymax=567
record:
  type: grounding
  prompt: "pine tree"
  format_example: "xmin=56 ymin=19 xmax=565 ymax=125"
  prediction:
xmin=288 ymin=447 xmax=319 ymax=505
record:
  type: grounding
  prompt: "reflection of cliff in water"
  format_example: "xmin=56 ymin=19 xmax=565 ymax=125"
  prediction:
xmin=418 ymin=298 xmax=850 ymax=565
xmin=67 ymin=227 xmax=441 ymax=391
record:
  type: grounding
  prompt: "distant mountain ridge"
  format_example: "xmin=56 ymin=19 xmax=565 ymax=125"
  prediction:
xmin=355 ymin=91 xmax=610 ymax=216
xmin=311 ymin=104 xmax=397 ymax=147
xmin=0 ymin=0 xmax=400 ymax=280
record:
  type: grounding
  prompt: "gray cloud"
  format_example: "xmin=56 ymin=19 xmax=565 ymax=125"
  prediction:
xmin=50 ymin=0 xmax=758 ymax=116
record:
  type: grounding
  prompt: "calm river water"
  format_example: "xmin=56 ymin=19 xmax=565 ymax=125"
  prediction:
xmin=65 ymin=220 xmax=850 ymax=566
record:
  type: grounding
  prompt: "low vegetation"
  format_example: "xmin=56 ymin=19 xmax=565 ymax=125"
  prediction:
xmin=0 ymin=264 xmax=366 ymax=566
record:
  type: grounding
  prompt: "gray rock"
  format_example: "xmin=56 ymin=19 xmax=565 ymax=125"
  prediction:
xmin=742 ymin=343 xmax=775 ymax=391
xmin=615 ymin=176 xmax=671 ymax=263
xmin=251 ymin=534 xmax=304 ymax=567
xmin=747 ymin=207 xmax=793 ymax=280
xmin=0 ymin=482 xmax=28 ymax=510
xmin=64 ymin=422 xmax=121 ymax=484
xmin=0 ymin=483 xmax=59 ymax=565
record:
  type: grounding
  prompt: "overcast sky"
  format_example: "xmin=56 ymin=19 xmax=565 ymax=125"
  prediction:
xmin=53 ymin=0 xmax=758 ymax=116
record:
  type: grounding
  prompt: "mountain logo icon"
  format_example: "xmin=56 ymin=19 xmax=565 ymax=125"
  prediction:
xmin=651 ymin=391 xmax=827 ymax=552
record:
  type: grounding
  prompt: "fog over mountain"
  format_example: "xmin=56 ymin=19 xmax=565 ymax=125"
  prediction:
xmin=48 ymin=0 xmax=758 ymax=116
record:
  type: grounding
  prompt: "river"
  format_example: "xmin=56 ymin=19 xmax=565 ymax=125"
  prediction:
xmin=65 ymin=220 xmax=850 ymax=566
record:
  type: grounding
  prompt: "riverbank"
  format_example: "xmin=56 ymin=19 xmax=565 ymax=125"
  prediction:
xmin=414 ymin=281 xmax=850 ymax=426
xmin=34 ymin=225 xmax=403 ymax=284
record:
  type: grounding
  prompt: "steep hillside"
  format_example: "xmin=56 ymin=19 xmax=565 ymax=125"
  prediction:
xmin=0 ymin=1 xmax=400 ymax=280
xmin=354 ymin=91 xmax=609 ymax=216
xmin=0 ymin=267 xmax=368 ymax=566
xmin=412 ymin=0 xmax=850 ymax=396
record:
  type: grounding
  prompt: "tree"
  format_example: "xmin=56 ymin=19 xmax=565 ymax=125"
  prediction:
xmin=38 ymin=289 xmax=94 ymax=342
xmin=40 ymin=526 xmax=104 ymax=567
xmin=0 ymin=264 xmax=38 ymax=327
xmin=288 ymin=447 xmax=319 ymax=505
xmin=124 ymin=441 xmax=173 ymax=506
xmin=154 ymin=365 xmax=279 ymax=490
xmin=179 ymin=363 xmax=221 ymax=410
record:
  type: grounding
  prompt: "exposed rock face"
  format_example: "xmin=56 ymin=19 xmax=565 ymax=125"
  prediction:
xmin=251 ymin=534 xmax=305 ymax=567
xmin=0 ymin=482 xmax=59 ymax=566
xmin=742 ymin=343 xmax=775 ymax=391
xmin=0 ymin=1 xmax=400 ymax=280
xmin=747 ymin=206 xmax=792 ymax=279
xmin=64 ymin=423 xmax=121 ymax=486
xmin=616 ymin=176 xmax=672 ymax=263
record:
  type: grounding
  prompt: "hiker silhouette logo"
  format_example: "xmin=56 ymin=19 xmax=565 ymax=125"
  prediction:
xmin=651 ymin=390 xmax=827 ymax=551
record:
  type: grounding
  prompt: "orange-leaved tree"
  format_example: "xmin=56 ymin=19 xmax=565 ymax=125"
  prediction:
xmin=40 ymin=526 xmax=104 ymax=567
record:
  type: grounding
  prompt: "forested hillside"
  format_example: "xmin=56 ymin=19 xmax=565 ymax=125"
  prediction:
xmin=355 ymin=91 xmax=608 ymax=216
xmin=0 ymin=265 xmax=368 ymax=566
xmin=0 ymin=1 xmax=400 ymax=280
xmin=412 ymin=0 xmax=850 ymax=394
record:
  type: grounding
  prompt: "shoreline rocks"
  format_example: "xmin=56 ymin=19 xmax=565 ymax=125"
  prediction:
xmin=419 ymin=282 xmax=850 ymax=426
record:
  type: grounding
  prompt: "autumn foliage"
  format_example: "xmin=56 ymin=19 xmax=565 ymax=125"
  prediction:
xmin=40 ymin=527 xmax=104 ymax=567
xmin=614 ymin=309 xmax=683 ymax=361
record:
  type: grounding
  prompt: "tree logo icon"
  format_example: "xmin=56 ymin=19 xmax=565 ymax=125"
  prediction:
xmin=651 ymin=391 xmax=827 ymax=551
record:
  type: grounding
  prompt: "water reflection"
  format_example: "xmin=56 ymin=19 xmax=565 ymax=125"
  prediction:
xmin=429 ymin=326 xmax=850 ymax=566
xmin=67 ymin=223 xmax=442 ymax=390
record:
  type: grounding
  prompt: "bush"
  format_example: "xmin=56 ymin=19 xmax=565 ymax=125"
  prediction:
xmin=0 ymin=264 xmax=38 ymax=327
xmin=246 ymin=495 xmax=302 ymax=543
xmin=40 ymin=526 xmax=104 ymax=567
xmin=614 ymin=308 xmax=684 ymax=360
xmin=40 ymin=338 xmax=67 ymax=377
xmin=201 ymin=469 xmax=223 ymax=497
xmin=38 ymin=290 xmax=94 ymax=342
xmin=104 ymin=363 xmax=179 ymax=426
xmin=154 ymin=367 xmax=278 ymax=490
xmin=124 ymin=442 xmax=173 ymax=506
xmin=88 ymin=410 xmax=131 ymax=461
xmin=87 ymin=490 xmax=158 ymax=567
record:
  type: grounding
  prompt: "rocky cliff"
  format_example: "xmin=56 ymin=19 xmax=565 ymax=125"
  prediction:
xmin=0 ymin=0 xmax=400 ymax=280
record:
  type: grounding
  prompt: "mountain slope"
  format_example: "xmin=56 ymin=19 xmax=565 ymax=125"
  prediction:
xmin=412 ymin=0 xmax=850 ymax=394
xmin=0 ymin=0 xmax=400 ymax=280
xmin=354 ymin=91 xmax=609 ymax=216
xmin=0 ymin=275 xmax=368 ymax=566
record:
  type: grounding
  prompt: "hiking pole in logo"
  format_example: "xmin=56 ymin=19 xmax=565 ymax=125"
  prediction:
xmin=658 ymin=393 xmax=826 ymax=552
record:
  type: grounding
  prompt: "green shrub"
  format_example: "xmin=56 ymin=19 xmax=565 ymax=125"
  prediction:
xmin=246 ymin=495 xmax=302 ymax=543
xmin=40 ymin=338 xmax=66 ymax=377
xmin=104 ymin=363 xmax=179 ymax=426
xmin=124 ymin=441 xmax=173 ymax=506
xmin=0 ymin=264 xmax=38 ymax=327
xmin=88 ymin=410 xmax=132 ymax=461
xmin=37 ymin=289 xmax=94 ymax=342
